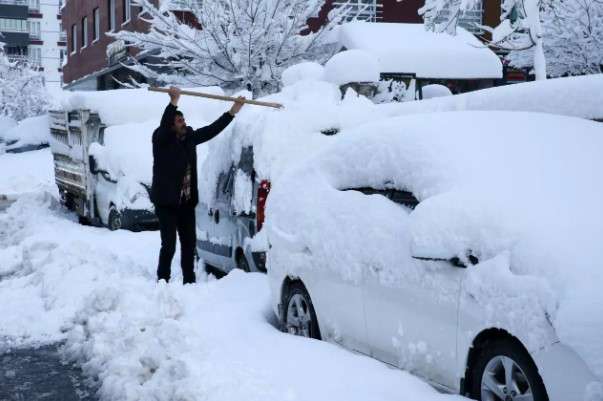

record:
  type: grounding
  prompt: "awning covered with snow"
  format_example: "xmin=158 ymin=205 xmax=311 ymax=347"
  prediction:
xmin=338 ymin=22 xmax=503 ymax=80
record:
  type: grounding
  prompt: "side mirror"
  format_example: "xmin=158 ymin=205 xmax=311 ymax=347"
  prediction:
xmin=89 ymin=155 xmax=98 ymax=174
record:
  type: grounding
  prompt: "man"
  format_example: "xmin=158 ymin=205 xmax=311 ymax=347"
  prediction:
xmin=151 ymin=86 xmax=245 ymax=284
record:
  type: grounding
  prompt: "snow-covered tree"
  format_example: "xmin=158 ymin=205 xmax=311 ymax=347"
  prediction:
xmin=0 ymin=43 xmax=49 ymax=121
xmin=420 ymin=0 xmax=549 ymax=80
xmin=114 ymin=0 xmax=360 ymax=97
xmin=507 ymin=0 xmax=603 ymax=77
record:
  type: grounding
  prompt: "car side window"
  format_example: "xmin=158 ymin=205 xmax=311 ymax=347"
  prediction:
xmin=344 ymin=187 xmax=419 ymax=210
xmin=216 ymin=166 xmax=235 ymax=203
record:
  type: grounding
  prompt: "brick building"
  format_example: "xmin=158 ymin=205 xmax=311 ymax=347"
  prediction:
xmin=62 ymin=0 xmax=506 ymax=90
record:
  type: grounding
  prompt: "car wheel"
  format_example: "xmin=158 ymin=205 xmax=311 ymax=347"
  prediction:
xmin=236 ymin=254 xmax=250 ymax=272
xmin=470 ymin=339 xmax=548 ymax=401
xmin=108 ymin=207 xmax=122 ymax=231
xmin=283 ymin=282 xmax=321 ymax=340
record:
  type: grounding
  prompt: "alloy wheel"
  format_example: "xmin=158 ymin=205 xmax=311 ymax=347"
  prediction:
xmin=286 ymin=293 xmax=312 ymax=337
xmin=481 ymin=355 xmax=534 ymax=401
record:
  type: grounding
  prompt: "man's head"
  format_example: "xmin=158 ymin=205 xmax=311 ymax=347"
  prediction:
xmin=173 ymin=110 xmax=187 ymax=136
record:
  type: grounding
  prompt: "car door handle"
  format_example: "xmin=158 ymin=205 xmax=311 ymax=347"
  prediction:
xmin=208 ymin=208 xmax=213 ymax=216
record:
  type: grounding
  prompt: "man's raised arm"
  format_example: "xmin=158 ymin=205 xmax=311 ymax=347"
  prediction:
xmin=154 ymin=87 xmax=181 ymax=144
xmin=193 ymin=96 xmax=245 ymax=145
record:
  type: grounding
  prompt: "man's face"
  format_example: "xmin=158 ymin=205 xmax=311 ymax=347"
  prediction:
xmin=173 ymin=114 xmax=187 ymax=136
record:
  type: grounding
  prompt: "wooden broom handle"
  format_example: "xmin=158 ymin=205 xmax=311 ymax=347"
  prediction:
xmin=148 ymin=87 xmax=283 ymax=109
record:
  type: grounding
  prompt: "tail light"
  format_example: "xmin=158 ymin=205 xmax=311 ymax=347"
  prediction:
xmin=256 ymin=180 xmax=271 ymax=232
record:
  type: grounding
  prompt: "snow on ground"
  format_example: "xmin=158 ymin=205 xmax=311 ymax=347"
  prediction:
xmin=0 ymin=148 xmax=54 ymax=197
xmin=0 ymin=187 xmax=466 ymax=401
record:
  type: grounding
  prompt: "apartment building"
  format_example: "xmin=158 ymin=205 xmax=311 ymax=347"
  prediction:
xmin=0 ymin=0 xmax=66 ymax=88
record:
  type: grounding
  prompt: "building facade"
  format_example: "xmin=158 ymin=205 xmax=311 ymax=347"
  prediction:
xmin=61 ymin=0 xmax=509 ymax=90
xmin=61 ymin=0 xmax=199 ymax=90
xmin=0 ymin=0 xmax=66 ymax=89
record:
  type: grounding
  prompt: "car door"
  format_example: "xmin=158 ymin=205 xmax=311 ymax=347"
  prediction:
xmin=210 ymin=166 xmax=237 ymax=270
xmin=360 ymin=188 xmax=463 ymax=390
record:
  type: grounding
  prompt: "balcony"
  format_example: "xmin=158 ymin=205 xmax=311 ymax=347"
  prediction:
xmin=0 ymin=0 xmax=27 ymax=5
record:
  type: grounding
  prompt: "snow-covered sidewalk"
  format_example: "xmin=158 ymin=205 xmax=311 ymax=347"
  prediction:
xmin=0 ymin=154 xmax=465 ymax=401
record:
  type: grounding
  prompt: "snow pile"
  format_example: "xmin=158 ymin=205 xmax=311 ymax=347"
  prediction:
xmin=1 ymin=115 xmax=50 ymax=151
xmin=324 ymin=49 xmax=380 ymax=85
xmin=422 ymin=84 xmax=452 ymax=99
xmin=281 ymin=62 xmax=325 ymax=86
xmin=382 ymin=74 xmax=603 ymax=120
xmin=198 ymin=77 xmax=385 ymax=209
xmin=0 ymin=116 xmax=16 ymax=141
xmin=0 ymin=191 xmax=465 ymax=401
xmin=266 ymin=111 xmax=603 ymax=378
xmin=339 ymin=22 xmax=502 ymax=79
xmin=0 ymin=148 xmax=54 ymax=197
xmin=53 ymin=86 xmax=228 ymax=126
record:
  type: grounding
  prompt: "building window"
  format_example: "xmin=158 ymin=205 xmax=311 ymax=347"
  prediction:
xmin=28 ymin=21 xmax=41 ymax=39
xmin=28 ymin=0 xmax=40 ymax=11
xmin=108 ymin=0 xmax=116 ymax=31
xmin=0 ymin=18 xmax=28 ymax=33
xmin=71 ymin=24 xmax=77 ymax=54
xmin=123 ymin=0 xmax=131 ymax=23
xmin=93 ymin=8 xmax=100 ymax=41
xmin=434 ymin=0 xmax=484 ymax=34
xmin=81 ymin=17 xmax=88 ymax=48
xmin=29 ymin=47 xmax=42 ymax=66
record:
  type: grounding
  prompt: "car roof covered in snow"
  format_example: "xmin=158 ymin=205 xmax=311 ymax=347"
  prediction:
xmin=338 ymin=21 xmax=503 ymax=80
xmin=53 ymin=86 xmax=228 ymax=126
xmin=381 ymin=74 xmax=603 ymax=121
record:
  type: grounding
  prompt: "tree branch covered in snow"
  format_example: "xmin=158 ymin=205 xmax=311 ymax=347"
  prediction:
xmin=114 ymin=0 xmax=359 ymax=97
xmin=421 ymin=0 xmax=549 ymax=80
xmin=0 ymin=44 xmax=49 ymax=121
xmin=506 ymin=0 xmax=603 ymax=77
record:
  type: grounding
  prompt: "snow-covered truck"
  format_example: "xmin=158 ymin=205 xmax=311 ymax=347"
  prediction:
xmin=48 ymin=108 xmax=157 ymax=231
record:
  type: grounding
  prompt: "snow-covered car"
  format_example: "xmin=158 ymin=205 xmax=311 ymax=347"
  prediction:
xmin=49 ymin=87 xmax=229 ymax=231
xmin=0 ymin=115 xmax=50 ymax=154
xmin=266 ymin=111 xmax=603 ymax=401
xmin=49 ymin=109 xmax=157 ymax=231
xmin=196 ymin=69 xmax=387 ymax=276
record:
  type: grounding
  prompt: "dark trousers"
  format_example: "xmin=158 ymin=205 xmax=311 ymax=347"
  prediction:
xmin=155 ymin=205 xmax=196 ymax=284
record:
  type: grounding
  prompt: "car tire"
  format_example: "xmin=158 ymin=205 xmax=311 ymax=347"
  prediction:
xmin=236 ymin=254 xmax=251 ymax=273
xmin=469 ymin=338 xmax=548 ymax=401
xmin=283 ymin=282 xmax=321 ymax=340
xmin=108 ymin=207 xmax=122 ymax=231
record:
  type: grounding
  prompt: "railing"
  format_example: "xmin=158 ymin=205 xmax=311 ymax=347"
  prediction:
xmin=166 ymin=0 xmax=202 ymax=11
xmin=0 ymin=0 xmax=28 ymax=5
xmin=59 ymin=31 xmax=67 ymax=41
xmin=29 ymin=31 xmax=41 ymax=39
xmin=333 ymin=0 xmax=382 ymax=22
xmin=435 ymin=2 xmax=485 ymax=34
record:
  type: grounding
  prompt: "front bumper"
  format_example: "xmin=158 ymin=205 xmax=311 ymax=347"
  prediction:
xmin=122 ymin=208 xmax=158 ymax=231
xmin=533 ymin=342 xmax=602 ymax=401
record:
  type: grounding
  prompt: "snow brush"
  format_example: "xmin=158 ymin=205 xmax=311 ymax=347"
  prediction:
xmin=148 ymin=87 xmax=284 ymax=109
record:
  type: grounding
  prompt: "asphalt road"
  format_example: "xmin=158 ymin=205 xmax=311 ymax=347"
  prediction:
xmin=0 ymin=343 xmax=98 ymax=401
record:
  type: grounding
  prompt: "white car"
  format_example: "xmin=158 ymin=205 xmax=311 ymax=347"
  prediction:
xmin=266 ymin=111 xmax=603 ymax=401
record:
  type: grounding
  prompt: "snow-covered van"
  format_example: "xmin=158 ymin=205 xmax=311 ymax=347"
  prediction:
xmin=48 ymin=109 xmax=157 ymax=231
xmin=196 ymin=68 xmax=389 ymax=276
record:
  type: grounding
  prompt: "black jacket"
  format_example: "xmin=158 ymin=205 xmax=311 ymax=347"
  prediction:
xmin=151 ymin=103 xmax=233 ymax=207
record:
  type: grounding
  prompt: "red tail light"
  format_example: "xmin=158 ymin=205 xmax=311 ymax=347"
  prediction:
xmin=256 ymin=180 xmax=271 ymax=232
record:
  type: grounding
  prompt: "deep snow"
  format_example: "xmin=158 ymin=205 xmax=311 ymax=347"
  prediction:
xmin=0 ymin=188 xmax=466 ymax=401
